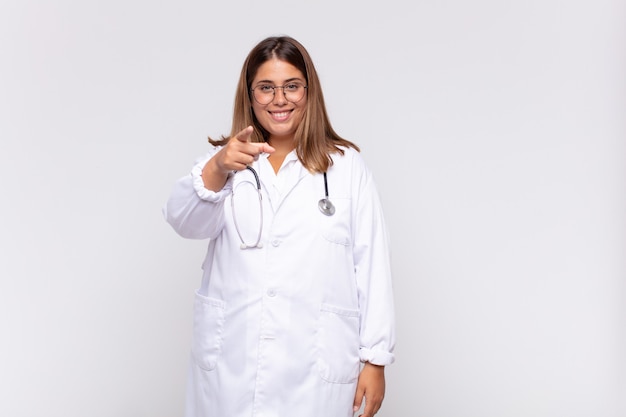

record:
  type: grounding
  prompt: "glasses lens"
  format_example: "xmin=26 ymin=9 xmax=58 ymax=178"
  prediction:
xmin=253 ymin=85 xmax=274 ymax=105
xmin=284 ymin=83 xmax=306 ymax=103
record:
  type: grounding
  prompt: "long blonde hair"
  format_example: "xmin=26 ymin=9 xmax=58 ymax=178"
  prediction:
xmin=208 ymin=36 xmax=359 ymax=173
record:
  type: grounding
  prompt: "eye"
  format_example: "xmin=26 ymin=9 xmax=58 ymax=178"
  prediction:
xmin=257 ymin=85 xmax=274 ymax=93
xmin=284 ymin=83 xmax=300 ymax=92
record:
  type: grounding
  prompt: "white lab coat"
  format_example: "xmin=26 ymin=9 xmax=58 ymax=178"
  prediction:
xmin=164 ymin=146 xmax=395 ymax=417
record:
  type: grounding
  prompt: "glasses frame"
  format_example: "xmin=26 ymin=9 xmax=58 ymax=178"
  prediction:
xmin=250 ymin=82 xmax=308 ymax=105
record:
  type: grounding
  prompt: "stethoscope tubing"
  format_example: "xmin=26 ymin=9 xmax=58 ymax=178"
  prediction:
xmin=231 ymin=166 xmax=334 ymax=250
xmin=231 ymin=166 xmax=264 ymax=249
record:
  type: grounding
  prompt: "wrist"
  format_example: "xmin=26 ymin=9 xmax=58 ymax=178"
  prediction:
xmin=202 ymin=159 xmax=229 ymax=191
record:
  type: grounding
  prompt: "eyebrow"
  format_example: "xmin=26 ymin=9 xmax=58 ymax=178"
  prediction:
xmin=254 ymin=77 xmax=304 ymax=85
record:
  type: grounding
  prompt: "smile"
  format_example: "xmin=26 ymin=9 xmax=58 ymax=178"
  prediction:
xmin=269 ymin=110 xmax=292 ymax=121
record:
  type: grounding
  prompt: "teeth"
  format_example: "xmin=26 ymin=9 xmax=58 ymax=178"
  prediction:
xmin=272 ymin=112 xmax=289 ymax=118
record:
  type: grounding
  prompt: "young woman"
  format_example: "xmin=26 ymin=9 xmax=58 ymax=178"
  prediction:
xmin=164 ymin=35 xmax=395 ymax=417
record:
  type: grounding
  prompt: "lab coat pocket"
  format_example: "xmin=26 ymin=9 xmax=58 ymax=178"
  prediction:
xmin=320 ymin=197 xmax=352 ymax=246
xmin=317 ymin=303 xmax=360 ymax=383
xmin=191 ymin=291 xmax=226 ymax=371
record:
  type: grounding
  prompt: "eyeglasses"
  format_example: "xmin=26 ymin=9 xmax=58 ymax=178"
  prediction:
xmin=250 ymin=82 xmax=307 ymax=105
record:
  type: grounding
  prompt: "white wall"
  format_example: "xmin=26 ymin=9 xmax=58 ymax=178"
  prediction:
xmin=1 ymin=1 xmax=624 ymax=416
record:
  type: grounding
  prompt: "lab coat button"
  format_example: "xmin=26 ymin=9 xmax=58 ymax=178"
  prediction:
xmin=266 ymin=289 xmax=276 ymax=297
xmin=271 ymin=239 xmax=280 ymax=247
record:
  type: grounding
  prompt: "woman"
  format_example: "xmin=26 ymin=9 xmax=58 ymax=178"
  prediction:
xmin=164 ymin=35 xmax=395 ymax=417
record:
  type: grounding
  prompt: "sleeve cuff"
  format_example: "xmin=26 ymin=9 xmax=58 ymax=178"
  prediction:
xmin=190 ymin=155 xmax=234 ymax=202
xmin=359 ymin=348 xmax=395 ymax=366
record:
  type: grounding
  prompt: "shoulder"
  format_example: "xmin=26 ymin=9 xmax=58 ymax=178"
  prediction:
xmin=331 ymin=146 xmax=369 ymax=173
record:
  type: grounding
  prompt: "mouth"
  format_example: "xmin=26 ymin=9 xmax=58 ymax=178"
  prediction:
xmin=269 ymin=110 xmax=293 ymax=122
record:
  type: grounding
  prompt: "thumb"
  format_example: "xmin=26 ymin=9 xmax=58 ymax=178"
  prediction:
xmin=235 ymin=126 xmax=254 ymax=142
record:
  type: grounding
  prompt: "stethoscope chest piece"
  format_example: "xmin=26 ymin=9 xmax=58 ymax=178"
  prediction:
xmin=318 ymin=198 xmax=335 ymax=216
xmin=318 ymin=172 xmax=335 ymax=216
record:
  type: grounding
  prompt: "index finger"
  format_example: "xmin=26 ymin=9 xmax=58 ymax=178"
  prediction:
xmin=234 ymin=126 xmax=253 ymax=142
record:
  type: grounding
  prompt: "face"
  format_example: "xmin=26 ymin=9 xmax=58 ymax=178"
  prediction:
xmin=250 ymin=58 xmax=307 ymax=144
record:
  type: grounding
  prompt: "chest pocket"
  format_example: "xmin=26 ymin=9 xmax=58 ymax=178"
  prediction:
xmin=318 ymin=197 xmax=352 ymax=246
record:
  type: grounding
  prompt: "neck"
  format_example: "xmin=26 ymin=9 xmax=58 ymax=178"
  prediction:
xmin=267 ymin=137 xmax=295 ymax=174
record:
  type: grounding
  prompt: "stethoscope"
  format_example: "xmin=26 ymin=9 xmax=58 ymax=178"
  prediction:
xmin=231 ymin=166 xmax=334 ymax=249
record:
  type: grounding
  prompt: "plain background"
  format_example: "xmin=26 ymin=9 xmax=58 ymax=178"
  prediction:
xmin=1 ymin=1 xmax=624 ymax=416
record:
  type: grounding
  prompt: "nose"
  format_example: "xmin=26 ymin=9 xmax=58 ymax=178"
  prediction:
xmin=272 ymin=86 xmax=288 ymax=104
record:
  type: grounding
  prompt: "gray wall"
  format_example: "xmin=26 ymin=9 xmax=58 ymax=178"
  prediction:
xmin=1 ymin=1 xmax=624 ymax=416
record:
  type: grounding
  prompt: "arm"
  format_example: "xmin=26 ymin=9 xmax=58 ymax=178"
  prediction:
xmin=163 ymin=126 xmax=275 ymax=239
xmin=352 ymin=157 xmax=395 ymax=365
xmin=162 ymin=151 xmax=231 ymax=240
xmin=350 ymin=153 xmax=395 ymax=415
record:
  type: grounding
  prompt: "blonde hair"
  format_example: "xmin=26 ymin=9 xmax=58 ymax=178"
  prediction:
xmin=208 ymin=36 xmax=359 ymax=173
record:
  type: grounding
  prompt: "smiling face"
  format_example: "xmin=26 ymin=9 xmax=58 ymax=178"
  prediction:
xmin=250 ymin=58 xmax=308 ymax=146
